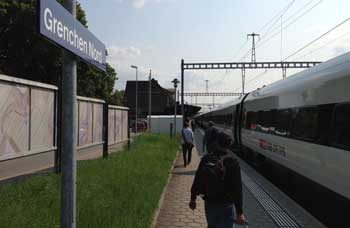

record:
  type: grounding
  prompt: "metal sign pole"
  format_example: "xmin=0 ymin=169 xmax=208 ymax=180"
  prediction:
xmin=103 ymin=103 xmax=109 ymax=158
xmin=38 ymin=1 xmax=106 ymax=225
xmin=61 ymin=1 xmax=77 ymax=228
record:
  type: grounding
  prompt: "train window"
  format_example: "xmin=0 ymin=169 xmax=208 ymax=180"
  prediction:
xmin=245 ymin=110 xmax=278 ymax=132
xmin=259 ymin=111 xmax=271 ymax=132
xmin=291 ymin=107 xmax=318 ymax=141
xmin=273 ymin=109 xmax=292 ymax=136
xmin=245 ymin=111 xmax=258 ymax=130
xmin=226 ymin=114 xmax=232 ymax=125
xmin=331 ymin=103 xmax=350 ymax=150
xmin=317 ymin=104 xmax=334 ymax=145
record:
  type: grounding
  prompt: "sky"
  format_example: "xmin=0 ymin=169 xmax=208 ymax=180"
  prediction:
xmin=79 ymin=0 xmax=350 ymax=109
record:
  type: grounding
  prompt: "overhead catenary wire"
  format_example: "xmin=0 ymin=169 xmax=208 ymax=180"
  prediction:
xmin=246 ymin=69 xmax=269 ymax=85
xmin=233 ymin=0 xmax=318 ymax=92
xmin=232 ymin=69 xmax=269 ymax=93
xmin=256 ymin=0 xmax=324 ymax=50
xmin=284 ymin=17 xmax=350 ymax=61
xmin=294 ymin=31 xmax=350 ymax=60
xmin=256 ymin=3 xmax=291 ymax=34
xmin=228 ymin=1 xmax=297 ymax=98
xmin=233 ymin=0 xmax=295 ymax=61
xmin=280 ymin=15 xmax=283 ymax=60
xmin=237 ymin=17 xmax=350 ymax=91
xmin=260 ymin=0 xmax=295 ymax=40
xmin=240 ymin=0 xmax=324 ymax=87
xmin=227 ymin=0 xmax=324 ymax=101
xmin=232 ymin=40 xmax=249 ymax=61
xmin=263 ymin=0 xmax=316 ymax=38
xmin=239 ymin=0 xmax=322 ymax=61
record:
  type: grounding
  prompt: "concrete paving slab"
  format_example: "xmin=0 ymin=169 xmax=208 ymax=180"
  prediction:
xmin=155 ymin=129 xmax=326 ymax=228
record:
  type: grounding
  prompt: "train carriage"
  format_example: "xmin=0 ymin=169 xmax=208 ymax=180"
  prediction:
xmin=195 ymin=52 xmax=350 ymax=200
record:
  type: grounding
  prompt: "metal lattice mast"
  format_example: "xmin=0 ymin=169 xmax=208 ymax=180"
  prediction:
xmin=247 ymin=33 xmax=260 ymax=62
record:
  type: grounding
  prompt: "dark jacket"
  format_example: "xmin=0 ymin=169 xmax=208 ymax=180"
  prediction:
xmin=203 ymin=126 xmax=219 ymax=153
xmin=190 ymin=148 xmax=243 ymax=214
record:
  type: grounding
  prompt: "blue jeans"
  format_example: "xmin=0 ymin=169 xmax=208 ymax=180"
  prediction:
xmin=205 ymin=201 xmax=235 ymax=228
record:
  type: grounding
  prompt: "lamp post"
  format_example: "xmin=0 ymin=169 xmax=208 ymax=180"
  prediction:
xmin=148 ymin=70 xmax=152 ymax=132
xmin=172 ymin=78 xmax=180 ymax=137
xmin=131 ymin=65 xmax=138 ymax=133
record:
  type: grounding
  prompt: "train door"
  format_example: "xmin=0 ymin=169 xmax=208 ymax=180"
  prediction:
xmin=237 ymin=93 xmax=250 ymax=148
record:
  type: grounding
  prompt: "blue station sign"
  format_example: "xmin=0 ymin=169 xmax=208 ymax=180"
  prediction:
xmin=38 ymin=0 xmax=106 ymax=71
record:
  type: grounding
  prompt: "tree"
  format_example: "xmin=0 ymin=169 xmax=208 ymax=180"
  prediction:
xmin=77 ymin=62 xmax=117 ymax=101
xmin=0 ymin=0 xmax=62 ymax=84
xmin=0 ymin=0 xmax=118 ymax=102
xmin=108 ymin=90 xmax=125 ymax=106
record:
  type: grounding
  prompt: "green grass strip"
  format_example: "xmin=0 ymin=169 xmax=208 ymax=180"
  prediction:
xmin=0 ymin=133 xmax=178 ymax=228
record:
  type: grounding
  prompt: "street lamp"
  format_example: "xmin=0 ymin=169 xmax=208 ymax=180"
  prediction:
xmin=172 ymin=78 xmax=180 ymax=136
xmin=131 ymin=65 xmax=138 ymax=133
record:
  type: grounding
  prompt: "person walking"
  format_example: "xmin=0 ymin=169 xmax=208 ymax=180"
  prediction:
xmin=202 ymin=121 xmax=219 ymax=154
xmin=189 ymin=131 xmax=246 ymax=228
xmin=181 ymin=121 xmax=195 ymax=167
xmin=191 ymin=119 xmax=196 ymax=132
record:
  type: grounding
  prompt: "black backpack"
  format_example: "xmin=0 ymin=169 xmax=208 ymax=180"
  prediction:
xmin=197 ymin=153 xmax=231 ymax=199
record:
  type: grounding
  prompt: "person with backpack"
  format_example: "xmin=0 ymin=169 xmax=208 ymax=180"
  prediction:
xmin=181 ymin=121 xmax=195 ymax=167
xmin=202 ymin=121 xmax=219 ymax=154
xmin=189 ymin=131 xmax=246 ymax=228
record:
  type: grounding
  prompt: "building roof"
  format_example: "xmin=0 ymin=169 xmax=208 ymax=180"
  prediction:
xmin=125 ymin=79 xmax=173 ymax=93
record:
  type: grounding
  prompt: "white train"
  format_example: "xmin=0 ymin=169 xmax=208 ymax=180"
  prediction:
xmin=195 ymin=52 xmax=350 ymax=200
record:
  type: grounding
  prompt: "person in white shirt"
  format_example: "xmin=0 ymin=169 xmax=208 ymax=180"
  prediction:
xmin=181 ymin=121 xmax=195 ymax=167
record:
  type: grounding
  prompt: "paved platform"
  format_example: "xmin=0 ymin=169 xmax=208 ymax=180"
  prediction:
xmin=155 ymin=129 xmax=326 ymax=228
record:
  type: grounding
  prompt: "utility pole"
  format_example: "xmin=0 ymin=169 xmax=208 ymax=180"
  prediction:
xmin=241 ymin=68 xmax=246 ymax=94
xmin=136 ymin=69 xmax=138 ymax=133
xmin=172 ymin=78 xmax=180 ymax=137
xmin=131 ymin=65 xmax=138 ymax=133
xmin=181 ymin=59 xmax=184 ymax=122
xmin=205 ymin=80 xmax=209 ymax=93
xmin=177 ymin=91 xmax=180 ymax=104
xmin=61 ymin=1 xmax=77 ymax=227
xmin=282 ymin=65 xmax=287 ymax=79
xmin=148 ymin=70 xmax=152 ymax=131
xmin=174 ymin=95 xmax=177 ymax=136
xmin=247 ymin=33 xmax=260 ymax=62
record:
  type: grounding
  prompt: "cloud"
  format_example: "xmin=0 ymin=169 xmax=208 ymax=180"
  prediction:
xmin=131 ymin=0 xmax=146 ymax=8
xmin=115 ymin=0 xmax=174 ymax=9
xmin=107 ymin=45 xmax=173 ymax=91
xmin=108 ymin=46 xmax=142 ymax=61
xmin=107 ymin=45 xmax=142 ymax=89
